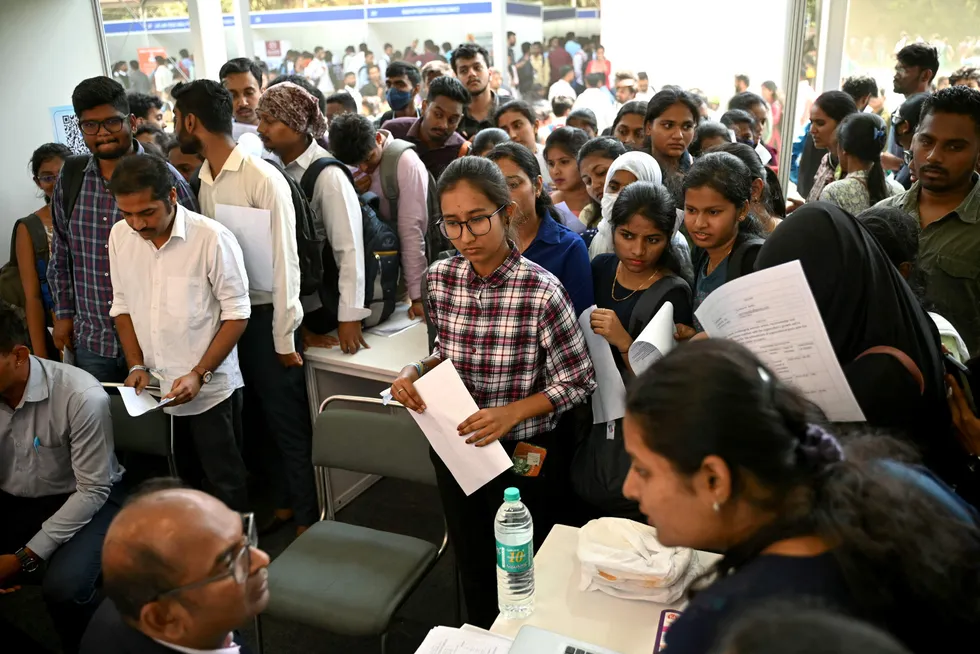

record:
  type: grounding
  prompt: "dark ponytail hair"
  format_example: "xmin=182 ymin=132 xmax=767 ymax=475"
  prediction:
xmin=683 ymin=152 xmax=766 ymax=237
xmin=709 ymin=142 xmax=786 ymax=218
xmin=627 ymin=339 xmax=980 ymax=653
xmin=30 ymin=142 xmax=72 ymax=178
xmin=610 ymin=182 xmax=685 ymax=278
xmin=837 ymin=113 xmax=890 ymax=205
xmin=486 ymin=141 xmax=554 ymax=220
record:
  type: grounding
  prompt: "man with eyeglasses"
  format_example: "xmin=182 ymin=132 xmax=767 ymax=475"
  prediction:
xmin=47 ymin=77 xmax=197 ymax=383
xmin=80 ymin=481 xmax=269 ymax=654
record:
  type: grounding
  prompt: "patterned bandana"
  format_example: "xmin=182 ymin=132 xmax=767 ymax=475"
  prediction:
xmin=257 ymin=82 xmax=326 ymax=139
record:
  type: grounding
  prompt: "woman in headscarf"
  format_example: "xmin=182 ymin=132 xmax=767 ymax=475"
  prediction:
xmin=755 ymin=202 xmax=977 ymax=504
xmin=588 ymin=152 xmax=691 ymax=279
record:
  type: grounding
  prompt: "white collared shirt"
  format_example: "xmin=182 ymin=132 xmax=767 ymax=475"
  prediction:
xmin=283 ymin=139 xmax=371 ymax=323
xmin=153 ymin=634 xmax=240 ymax=654
xmin=197 ymin=144 xmax=303 ymax=354
xmin=109 ymin=206 xmax=250 ymax=416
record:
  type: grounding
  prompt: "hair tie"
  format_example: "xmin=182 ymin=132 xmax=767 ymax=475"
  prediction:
xmin=797 ymin=424 xmax=845 ymax=467
xmin=873 ymin=127 xmax=886 ymax=142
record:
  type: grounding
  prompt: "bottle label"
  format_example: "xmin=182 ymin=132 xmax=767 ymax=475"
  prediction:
xmin=496 ymin=539 xmax=533 ymax=573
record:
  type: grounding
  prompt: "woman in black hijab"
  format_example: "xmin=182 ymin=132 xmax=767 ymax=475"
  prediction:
xmin=754 ymin=202 xmax=975 ymax=501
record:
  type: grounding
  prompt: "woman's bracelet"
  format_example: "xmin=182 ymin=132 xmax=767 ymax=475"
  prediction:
xmin=412 ymin=361 xmax=426 ymax=379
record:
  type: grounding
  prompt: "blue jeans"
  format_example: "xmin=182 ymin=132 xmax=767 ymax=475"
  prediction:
xmin=73 ymin=347 xmax=127 ymax=383
xmin=0 ymin=486 xmax=124 ymax=653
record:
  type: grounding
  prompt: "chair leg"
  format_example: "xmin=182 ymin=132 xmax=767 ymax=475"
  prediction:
xmin=380 ymin=632 xmax=388 ymax=654
xmin=453 ymin=559 xmax=462 ymax=627
xmin=253 ymin=615 xmax=264 ymax=654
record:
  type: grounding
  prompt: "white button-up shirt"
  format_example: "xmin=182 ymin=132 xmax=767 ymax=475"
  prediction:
xmin=197 ymin=144 xmax=303 ymax=354
xmin=283 ymin=139 xmax=371 ymax=323
xmin=108 ymin=205 xmax=251 ymax=416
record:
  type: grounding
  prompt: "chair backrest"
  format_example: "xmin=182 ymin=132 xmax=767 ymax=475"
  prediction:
xmin=105 ymin=387 xmax=172 ymax=458
xmin=314 ymin=396 xmax=436 ymax=487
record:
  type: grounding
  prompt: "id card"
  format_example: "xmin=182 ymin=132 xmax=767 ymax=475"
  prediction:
xmin=512 ymin=442 xmax=547 ymax=477
xmin=654 ymin=609 xmax=681 ymax=652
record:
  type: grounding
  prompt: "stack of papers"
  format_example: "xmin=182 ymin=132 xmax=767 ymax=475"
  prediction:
xmin=415 ymin=625 xmax=513 ymax=654
xmin=628 ymin=301 xmax=675 ymax=377
xmin=578 ymin=306 xmax=627 ymax=425
xmin=367 ymin=304 xmax=422 ymax=337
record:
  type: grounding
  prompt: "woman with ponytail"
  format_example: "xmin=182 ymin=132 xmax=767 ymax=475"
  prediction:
xmin=621 ymin=339 xmax=980 ymax=654
xmin=820 ymin=113 xmax=904 ymax=214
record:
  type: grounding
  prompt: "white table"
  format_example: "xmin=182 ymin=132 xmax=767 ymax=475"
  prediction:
xmin=304 ymin=320 xmax=429 ymax=518
xmin=491 ymin=524 xmax=720 ymax=654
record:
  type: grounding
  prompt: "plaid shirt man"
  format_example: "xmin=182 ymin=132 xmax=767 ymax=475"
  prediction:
xmin=48 ymin=141 xmax=199 ymax=358
xmin=426 ymin=246 xmax=595 ymax=441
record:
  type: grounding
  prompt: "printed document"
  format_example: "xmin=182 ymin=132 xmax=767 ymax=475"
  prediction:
xmin=213 ymin=204 xmax=274 ymax=292
xmin=579 ymin=306 xmax=627 ymax=425
xmin=407 ymin=361 xmax=513 ymax=495
xmin=628 ymin=301 xmax=675 ymax=377
xmin=694 ymin=260 xmax=866 ymax=422
xmin=414 ymin=625 xmax=513 ymax=654
xmin=118 ymin=387 xmax=174 ymax=417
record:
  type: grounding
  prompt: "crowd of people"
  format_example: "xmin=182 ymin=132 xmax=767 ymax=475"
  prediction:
xmin=2 ymin=29 xmax=980 ymax=654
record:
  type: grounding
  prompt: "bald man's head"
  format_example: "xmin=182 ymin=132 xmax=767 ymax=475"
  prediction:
xmin=102 ymin=484 xmax=270 ymax=650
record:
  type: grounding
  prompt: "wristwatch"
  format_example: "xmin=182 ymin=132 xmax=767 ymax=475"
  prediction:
xmin=192 ymin=366 xmax=213 ymax=384
xmin=15 ymin=548 xmax=40 ymax=574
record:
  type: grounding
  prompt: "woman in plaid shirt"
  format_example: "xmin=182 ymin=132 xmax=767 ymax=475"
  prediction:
xmin=391 ymin=156 xmax=596 ymax=627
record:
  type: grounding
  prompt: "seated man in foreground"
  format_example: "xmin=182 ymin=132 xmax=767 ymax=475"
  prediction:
xmin=0 ymin=307 xmax=124 ymax=652
xmin=80 ymin=480 xmax=270 ymax=654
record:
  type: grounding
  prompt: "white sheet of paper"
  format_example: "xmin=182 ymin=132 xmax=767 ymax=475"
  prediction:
xmin=367 ymin=303 xmax=422 ymax=337
xmin=755 ymin=142 xmax=773 ymax=165
xmin=694 ymin=260 xmax=866 ymax=422
xmin=118 ymin=387 xmax=174 ymax=417
xmin=407 ymin=360 xmax=512 ymax=496
xmin=578 ymin=306 xmax=627 ymax=425
xmin=628 ymin=301 xmax=675 ymax=377
xmin=414 ymin=626 xmax=512 ymax=654
xmin=213 ymin=204 xmax=274 ymax=292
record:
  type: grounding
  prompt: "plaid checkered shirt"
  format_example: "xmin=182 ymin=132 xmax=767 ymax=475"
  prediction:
xmin=426 ymin=246 xmax=596 ymax=441
xmin=48 ymin=141 xmax=199 ymax=358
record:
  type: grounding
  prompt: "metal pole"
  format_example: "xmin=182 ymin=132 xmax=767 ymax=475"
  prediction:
xmin=90 ymin=0 xmax=112 ymax=75
xmin=777 ymin=0 xmax=812 ymax=192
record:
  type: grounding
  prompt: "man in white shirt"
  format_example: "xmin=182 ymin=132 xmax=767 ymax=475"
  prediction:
xmin=573 ymin=72 xmax=616 ymax=133
xmin=107 ymin=154 xmax=251 ymax=513
xmin=81 ymin=481 xmax=271 ymax=654
xmin=549 ymin=66 xmax=578 ymax=102
xmin=219 ymin=58 xmax=266 ymax=158
xmin=172 ymin=80 xmax=317 ymax=536
xmin=256 ymin=82 xmax=371 ymax=354
xmin=329 ymin=113 xmax=429 ymax=320
xmin=152 ymin=56 xmax=174 ymax=100
xmin=635 ymin=72 xmax=654 ymax=101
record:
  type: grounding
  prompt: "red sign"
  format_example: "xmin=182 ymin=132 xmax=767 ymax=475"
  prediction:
xmin=137 ymin=47 xmax=167 ymax=76
xmin=265 ymin=40 xmax=282 ymax=58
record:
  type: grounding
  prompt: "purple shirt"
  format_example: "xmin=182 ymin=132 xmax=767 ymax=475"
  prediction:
xmin=382 ymin=117 xmax=470 ymax=181
xmin=48 ymin=141 xmax=199 ymax=357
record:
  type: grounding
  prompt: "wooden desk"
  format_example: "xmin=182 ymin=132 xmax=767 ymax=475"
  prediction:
xmin=491 ymin=524 xmax=720 ymax=654
xmin=303 ymin=321 xmax=429 ymax=518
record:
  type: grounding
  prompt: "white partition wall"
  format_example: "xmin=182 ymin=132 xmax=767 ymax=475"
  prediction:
xmin=0 ymin=0 xmax=107 ymax=259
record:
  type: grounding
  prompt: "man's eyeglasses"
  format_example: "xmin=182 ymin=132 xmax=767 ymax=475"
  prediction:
xmin=152 ymin=513 xmax=257 ymax=601
xmin=78 ymin=116 xmax=127 ymax=135
xmin=903 ymin=149 xmax=913 ymax=166
xmin=437 ymin=205 xmax=507 ymax=240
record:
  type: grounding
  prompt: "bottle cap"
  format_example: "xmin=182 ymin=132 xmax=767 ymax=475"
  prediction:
xmin=504 ymin=487 xmax=521 ymax=502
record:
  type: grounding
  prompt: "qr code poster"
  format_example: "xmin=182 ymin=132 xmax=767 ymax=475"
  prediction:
xmin=49 ymin=105 xmax=89 ymax=156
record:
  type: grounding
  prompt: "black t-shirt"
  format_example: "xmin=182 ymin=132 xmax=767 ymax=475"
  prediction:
xmin=665 ymin=553 xmax=854 ymax=654
xmin=592 ymin=254 xmax=693 ymax=375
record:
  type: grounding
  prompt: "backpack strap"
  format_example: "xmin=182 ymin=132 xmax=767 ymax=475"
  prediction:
xmin=727 ymin=234 xmax=765 ymax=282
xmin=855 ymin=346 xmax=925 ymax=395
xmin=300 ymin=157 xmax=355 ymax=201
xmin=379 ymin=139 xmax=416 ymax=204
xmin=627 ymin=276 xmax=689 ymax=337
xmin=20 ymin=215 xmax=49 ymax=264
xmin=60 ymin=154 xmax=91 ymax=226
xmin=189 ymin=168 xmax=202 ymax=198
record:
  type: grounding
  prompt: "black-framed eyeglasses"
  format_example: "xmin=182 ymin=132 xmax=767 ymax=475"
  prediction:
xmin=152 ymin=513 xmax=257 ymax=601
xmin=36 ymin=174 xmax=59 ymax=184
xmin=78 ymin=116 xmax=127 ymax=135
xmin=437 ymin=204 xmax=507 ymax=240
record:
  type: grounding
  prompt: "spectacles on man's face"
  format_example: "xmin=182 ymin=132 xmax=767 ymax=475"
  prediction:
xmin=152 ymin=513 xmax=257 ymax=602
xmin=904 ymin=149 xmax=914 ymax=166
xmin=78 ymin=116 xmax=127 ymax=135
xmin=437 ymin=204 xmax=507 ymax=240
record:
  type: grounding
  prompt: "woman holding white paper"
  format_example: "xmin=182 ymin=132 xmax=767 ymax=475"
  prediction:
xmin=389 ymin=156 xmax=596 ymax=628
xmin=591 ymin=182 xmax=693 ymax=376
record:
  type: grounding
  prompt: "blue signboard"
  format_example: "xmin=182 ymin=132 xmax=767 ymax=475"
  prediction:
xmin=103 ymin=15 xmax=235 ymax=34
xmin=542 ymin=8 xmax=575 ymax=22
xmin=250 ymin=8 xmax=365 ymax=25
xmin=577 ymin=9 xmax=599 ymax=19
xmin=366 ymin=2 xmax=492 ymax=20
xmin=506 ymin=2 xmax=542 ymax=17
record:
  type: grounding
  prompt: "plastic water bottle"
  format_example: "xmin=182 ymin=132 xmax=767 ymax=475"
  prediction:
xmin=495 ymin=487 xmax=535 ymax=619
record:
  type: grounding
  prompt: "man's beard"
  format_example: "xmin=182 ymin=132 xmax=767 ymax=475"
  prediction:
xmin=178 ymin=131 xmax=202 ymax=156
xmin=93 ymin=138 xmax=132 ymax=161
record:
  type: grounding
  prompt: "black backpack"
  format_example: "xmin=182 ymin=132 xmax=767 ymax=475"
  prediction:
xmin=190 ymin=161 xmax=326 ymax=299
xmin=692 ymin=232 xmax=765 ymax=285
xmin=571 ymin=276 xmax=692 ymax=519
xmin=299 ymin=158 xmax=400 ymax=329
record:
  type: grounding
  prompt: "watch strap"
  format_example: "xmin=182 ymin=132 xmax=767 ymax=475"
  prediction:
xmin=15 ymin=547 xmax=39 ymax=573
xmin=128 ymin=364 xmax=150 ymax=375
